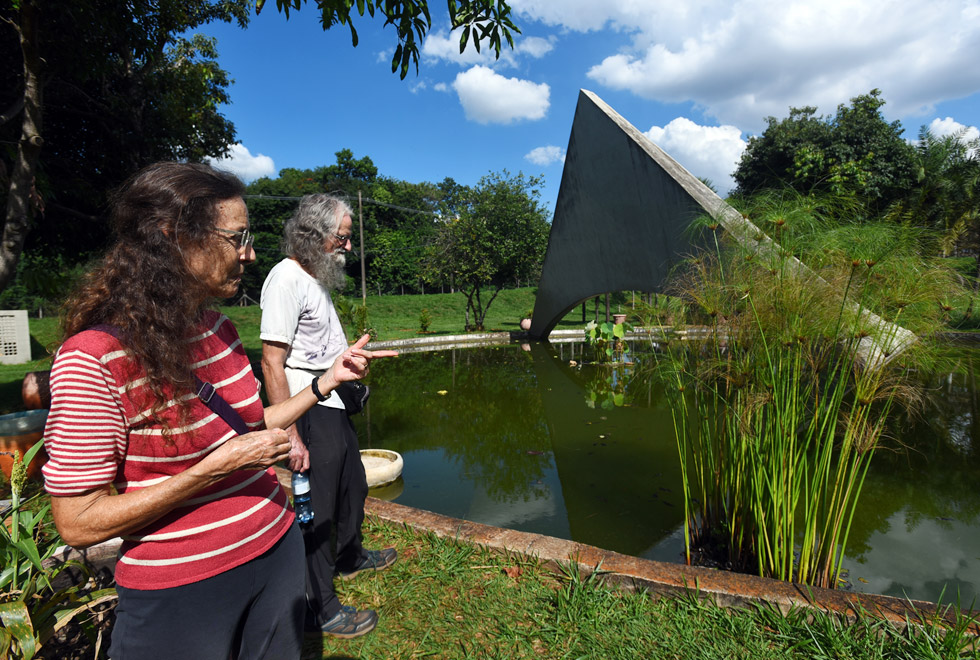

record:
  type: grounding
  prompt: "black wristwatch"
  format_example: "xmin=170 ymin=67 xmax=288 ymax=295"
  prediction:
xmin=311 ymin=375 xmax=328 ymax=402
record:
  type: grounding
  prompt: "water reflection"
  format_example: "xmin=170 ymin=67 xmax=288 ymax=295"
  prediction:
xmin=354 ymin=341 xmax=980 ymax=604
xmin=527 ymin=341 xmax=684 ymax=557
xmin=843 ymin=354 xmax=980 ymax=602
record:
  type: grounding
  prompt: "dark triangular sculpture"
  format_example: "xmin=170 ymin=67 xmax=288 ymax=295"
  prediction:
xmin=529 ymin=89 xmax=723 ymax=339
xmin=529 ymin=90 xmax=915 ymax=368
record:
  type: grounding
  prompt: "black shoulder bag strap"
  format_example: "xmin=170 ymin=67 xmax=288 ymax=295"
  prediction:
xmin=89 ymin=324 xmax=250 ymax=436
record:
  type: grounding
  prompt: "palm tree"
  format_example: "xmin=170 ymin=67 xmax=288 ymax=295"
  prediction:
xmin=887 ymin=127 xmax=980 ymax=256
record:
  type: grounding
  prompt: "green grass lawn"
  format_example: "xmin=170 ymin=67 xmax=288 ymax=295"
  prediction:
xmin=312 ymin=516 xmax=979 ymax=660
xmin=0 ymin=316 xmax=59 ymax=414
xmin=329 ymin=287 xmax=588 ymax=343
xmin=229 ymin=287 xmax=543 ymax=354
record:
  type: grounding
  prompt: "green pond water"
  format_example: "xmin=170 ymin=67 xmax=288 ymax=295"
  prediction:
xmin=352 ymin=339 xmax=980 ymax=605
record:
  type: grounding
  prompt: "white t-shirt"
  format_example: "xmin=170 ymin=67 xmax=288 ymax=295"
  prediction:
xmin=260 ymin=258 xmax=347 ymax=409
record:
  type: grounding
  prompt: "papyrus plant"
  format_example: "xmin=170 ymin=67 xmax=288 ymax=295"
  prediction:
xmin=643 ymin=191 xmax=960 ymax=588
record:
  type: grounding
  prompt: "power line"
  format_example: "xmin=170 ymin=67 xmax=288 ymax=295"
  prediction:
xmin=244 ymin=193 xmax=445 ymax=218
xmin=249 ymin=235 xmax=434 ymax=256
xmin=251 ymin=242 xmax=430 ymax=256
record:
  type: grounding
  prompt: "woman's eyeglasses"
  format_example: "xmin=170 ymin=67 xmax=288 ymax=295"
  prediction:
xmin=214 ymin=227 xmax=254 ymax=252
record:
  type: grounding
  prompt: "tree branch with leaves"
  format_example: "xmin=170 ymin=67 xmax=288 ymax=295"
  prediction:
xmin=260 ymin=0 xmax=519 ymax=78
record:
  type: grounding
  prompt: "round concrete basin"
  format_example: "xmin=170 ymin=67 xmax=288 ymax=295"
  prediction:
xmin=360 ymin=449 xmax=403 ymax=488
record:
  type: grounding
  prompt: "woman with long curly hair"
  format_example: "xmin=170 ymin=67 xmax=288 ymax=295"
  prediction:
xmin=41 ymin=162 xmax=396 ymax=660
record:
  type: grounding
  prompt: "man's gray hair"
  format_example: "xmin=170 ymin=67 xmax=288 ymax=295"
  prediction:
xmin=282 ymin=194 xmax=353 ymax=267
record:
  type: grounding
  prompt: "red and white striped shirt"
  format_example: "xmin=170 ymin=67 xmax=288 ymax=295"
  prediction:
xmin=42 ymin=311 xmax=295 ymax=590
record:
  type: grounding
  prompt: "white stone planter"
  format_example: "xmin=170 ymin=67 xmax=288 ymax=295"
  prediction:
xmin=360 ymin=449 xmax=403 ymax=488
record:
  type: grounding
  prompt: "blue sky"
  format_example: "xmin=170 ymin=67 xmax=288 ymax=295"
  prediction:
xmin=202 ymin=0 xmax=980 ymax=215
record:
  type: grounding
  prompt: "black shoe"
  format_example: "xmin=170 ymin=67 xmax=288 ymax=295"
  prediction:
xmin=340 ymin=547 xmax=398 ymax=580
xmin=307 ymin=605 xmax=378 ymax=639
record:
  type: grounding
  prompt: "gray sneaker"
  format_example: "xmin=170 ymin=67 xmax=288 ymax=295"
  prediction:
xmin=339 ymin=547 xmax=398 ymax=580
xmin=308 ymin=605 xmax=378 ymax=639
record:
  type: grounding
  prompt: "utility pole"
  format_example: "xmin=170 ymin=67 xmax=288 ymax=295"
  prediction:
xmin=358 ymin=189 xmax=366 ymax=305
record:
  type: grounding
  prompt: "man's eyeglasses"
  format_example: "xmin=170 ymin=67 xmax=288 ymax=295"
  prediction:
xmin=214 ymin=227 xmax=254 ymax=252
xmin=333 ymin=233 xmax=353 ymax=246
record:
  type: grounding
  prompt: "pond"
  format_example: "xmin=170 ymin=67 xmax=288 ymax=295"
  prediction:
xmin=352 ymin=339 xmax=980 ymax=605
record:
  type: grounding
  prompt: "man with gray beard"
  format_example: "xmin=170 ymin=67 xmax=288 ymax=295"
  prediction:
xmin=260 ymin=194 xmax=396 ymax=639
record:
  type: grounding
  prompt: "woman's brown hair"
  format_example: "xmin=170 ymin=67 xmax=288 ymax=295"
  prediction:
xmin=62 ymin=162 xmax=245 ymax=417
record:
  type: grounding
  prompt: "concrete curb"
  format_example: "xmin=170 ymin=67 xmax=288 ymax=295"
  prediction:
xmin=366 ymin=327 xmax=660 ymax=352
xmin=364 ymin=497 xmax=979 ymax=631
xmin=45 ymin=492 xmax=978 ymax=633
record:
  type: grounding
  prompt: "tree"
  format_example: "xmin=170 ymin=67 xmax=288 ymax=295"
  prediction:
xmin=884 ymin=127 xmax=980 ymax=315
xmin=734 ymin=90 xmax=917 ymax=213
xmin=1 ymin=0 xmax=519 ymax=297
xmin=262 ymin=0 xmax=519 ymax=78
xmin=370 ymin=228 xmax=419 ymax=294
xmin=314 ymin=148 xmax=378 ymax=188
xmin=1 ymin=0 xmax=250 ymax=293
xmin=424 ymin=170 xmax=549 ymax=330
xmin=244 ymin=151 xmax=448 ymax=299
xmin=360 ymin=176 xmax=442 ymax=295
xmin=886 ymin=127 xmax=980 ymax=253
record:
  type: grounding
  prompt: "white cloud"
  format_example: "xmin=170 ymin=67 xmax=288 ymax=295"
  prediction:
xmin=516 ymin=36 xmax=555 ymax=59
xmin=843 ymin=510 xmax=980 ymax=604
xmin=645 ymin=118 xmax=746 ymax=195
xmin=453 ymin=66 xmax=550 ymax=124
xmin=512 ymin=0 xmax=980 ymax=132
xmin=434 ymin=82 xmax=450 ymax=93
xmin=509 ymin=0 xmax=625 ymax=33
xmin=525 ymin=145 xmax=565 ymax=166
xmin=423 ymin=30 xmax=554 ymax=68
xmin=423 ymin=30 xmax=490 ymax=66
xmin=206 ymin=144 xmax=276 ymax=183
xmin=928 ymin=117 xmax=980 ymax=143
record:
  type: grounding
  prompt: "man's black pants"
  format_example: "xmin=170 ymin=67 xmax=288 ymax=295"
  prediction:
xmin=297 ymin=404 xmax=369 ymax=624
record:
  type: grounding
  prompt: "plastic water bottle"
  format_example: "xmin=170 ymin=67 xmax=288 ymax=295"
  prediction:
xmin=291 ymin=471 xmax=314 ymax=525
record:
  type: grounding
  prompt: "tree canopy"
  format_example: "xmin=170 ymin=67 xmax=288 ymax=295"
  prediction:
xmin=424 ymin=170 xmax=550 ymax=330
xmin=733 ymin=90 xmax=918 ymax=213
xmin=237 ymin=157 xmax=550 ymax=326
xmin=242 ymin=149 xmax=449 ymax=301
xmin=885 ymin=126 xmax=980 ymax=255
xmin=1 ymin=0 xmax=519 ymax=298
xmin=1 ymin=0 xmax=251 ymax=294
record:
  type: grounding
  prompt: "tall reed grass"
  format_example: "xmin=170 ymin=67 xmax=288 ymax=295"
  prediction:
xmin=640 ymin=191 xmax=961 ymax=588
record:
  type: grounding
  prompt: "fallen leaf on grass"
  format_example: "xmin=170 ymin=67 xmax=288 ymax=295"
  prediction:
xmin=503 ymin=566 xmax=523 ymax=579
